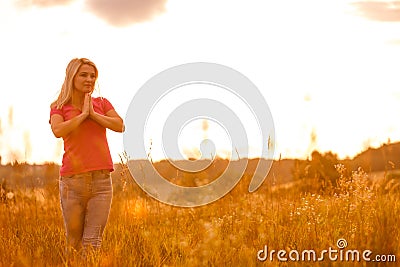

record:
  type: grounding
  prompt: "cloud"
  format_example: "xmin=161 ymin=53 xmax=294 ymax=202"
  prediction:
xmin=352 ymin=1 xmax=400 ymax=21
xmin=14 ymin=0 xmax=168 ymax=26
xmin=15 ymin=0 xmax=75 ymax=8
xmin=85 ymin=0 xmax=168 ymax=26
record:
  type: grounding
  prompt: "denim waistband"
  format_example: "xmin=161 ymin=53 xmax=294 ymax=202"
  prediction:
xmin=61 ymin=169 xmax=110 ymax=179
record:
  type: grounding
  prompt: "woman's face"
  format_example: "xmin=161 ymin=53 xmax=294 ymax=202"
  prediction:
xmin=73 ymin=64 xmax=97 ymax=93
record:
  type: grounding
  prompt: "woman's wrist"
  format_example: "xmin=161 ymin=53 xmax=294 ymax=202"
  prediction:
xmin=79 ymin=112 xmax=89 ymax=121
xmin=89 ymin=110 xmax=98 ymax=121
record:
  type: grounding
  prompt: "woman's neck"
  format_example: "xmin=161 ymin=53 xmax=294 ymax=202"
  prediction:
xmin=71 ymin=90 xmax=85 ymax=109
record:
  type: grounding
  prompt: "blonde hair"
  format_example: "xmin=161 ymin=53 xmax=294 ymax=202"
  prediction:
xmin=50 ymin=58 xmax=98 ymax=109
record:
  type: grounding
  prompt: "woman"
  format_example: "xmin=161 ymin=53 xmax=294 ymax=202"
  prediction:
xmin=49 ymin=58 xmax=124 ymax=254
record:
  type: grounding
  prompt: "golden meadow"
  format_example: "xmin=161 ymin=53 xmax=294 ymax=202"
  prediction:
xmin=0 ymin=145 xmax=399 ymax=266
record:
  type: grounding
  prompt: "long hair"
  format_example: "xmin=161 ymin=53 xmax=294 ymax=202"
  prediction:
xmin=50 ymin=58 xmax=98 ymax=109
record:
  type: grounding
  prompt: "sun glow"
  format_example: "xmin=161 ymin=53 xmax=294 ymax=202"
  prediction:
xmin=0 ymin=0 xmax=400 ymax=164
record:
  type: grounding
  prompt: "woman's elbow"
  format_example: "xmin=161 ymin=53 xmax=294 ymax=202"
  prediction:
xmin=52 ymin=132 xmax=63 ymax=138
xmin=116 ymin=121 xmax=125 ymax=133
xmin=51 ymin=126 xmax=63 ymax=138
xmin=111 ymin=119 xmax=124 ymax=133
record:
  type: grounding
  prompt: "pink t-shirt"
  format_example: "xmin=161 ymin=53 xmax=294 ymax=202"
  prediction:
xmin=50 ymin=97 xmax=115 ymax=176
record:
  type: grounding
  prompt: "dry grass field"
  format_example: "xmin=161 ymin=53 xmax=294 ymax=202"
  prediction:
xmin=0 ymin=158 xmax=399 ymax=266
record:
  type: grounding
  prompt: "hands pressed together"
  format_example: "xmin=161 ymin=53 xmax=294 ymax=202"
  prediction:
xmin=81 ymin=93 xmax=125 ymax=132
xmin=81 ymin=93 xmax=124 ymax=133
xmin=81 ymin=93 xmax=95 ymax=118
xmin=51 ymin=93 xmax=124 ymax=139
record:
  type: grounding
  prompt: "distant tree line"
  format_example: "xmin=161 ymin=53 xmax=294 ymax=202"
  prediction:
xmin=292 ymin=142 xmax=400 ymax=191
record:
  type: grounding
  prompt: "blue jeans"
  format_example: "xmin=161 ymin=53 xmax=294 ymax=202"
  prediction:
xmin=59 ymin=170 xmax=112 ymax=252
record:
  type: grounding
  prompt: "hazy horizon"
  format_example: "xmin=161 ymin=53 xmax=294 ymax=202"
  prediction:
xmin=1 ymin=0 xmax=400 ymax=164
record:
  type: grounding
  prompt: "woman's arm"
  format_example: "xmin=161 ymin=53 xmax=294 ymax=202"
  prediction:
xmin=89 ymin=100 xmax=124 ymax=132
xmin=90 ymin=110 xmax=124 ymax=132
xmin=50 ymin=113 xmax=88 ymax=138
xmin=50 ymin=94 xmax=90 ymax=138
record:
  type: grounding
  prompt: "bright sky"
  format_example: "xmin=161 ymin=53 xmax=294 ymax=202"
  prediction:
xmin=0 ymin=0 xmax=400 ymax=164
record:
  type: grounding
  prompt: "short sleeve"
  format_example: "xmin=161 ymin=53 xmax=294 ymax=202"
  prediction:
xmin=49 ymin=107 xmax=63 ymax=123
xmin=101 ymin=98 xmax=115 ymax=113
